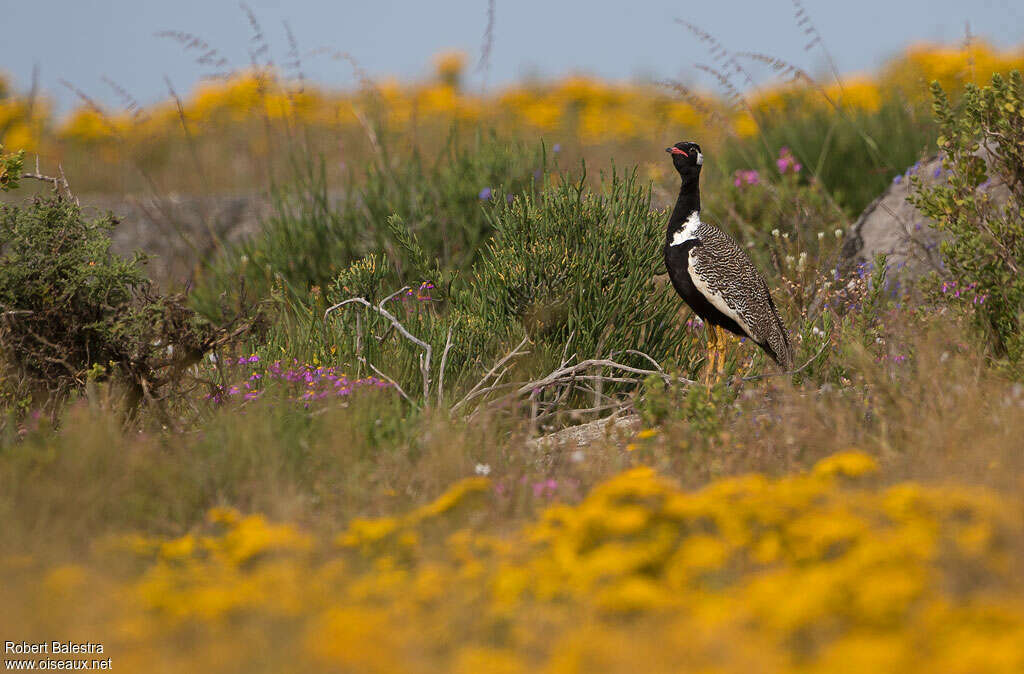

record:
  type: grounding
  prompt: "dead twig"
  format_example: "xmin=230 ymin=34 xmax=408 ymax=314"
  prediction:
xmin=451 ymin=334 xmax=531 ymax=413
xmin=437 ymin=325 xmax=454 ymax=406
xmin=514 ymin=358 xmax=691 ymax=396
xmin=364 ymin=360 xmax=414 ymax=405
xmin=324 ymin=288 xmax=433 ymax=401
xmin=466 ymin=354 xmax=693 ymax=424
xmin=21 ymin=156 xmax=75 ymax=201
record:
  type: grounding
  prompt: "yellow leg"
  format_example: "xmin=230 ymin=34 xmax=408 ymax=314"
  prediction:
xmin=715 ymin=325 xmax=727 ymax=378
xmin=703 ymin=323 xmax=720 ymax=385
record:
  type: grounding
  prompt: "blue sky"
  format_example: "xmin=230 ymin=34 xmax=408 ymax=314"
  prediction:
xmin=3 ymin=0 xmax=1022 ymax=114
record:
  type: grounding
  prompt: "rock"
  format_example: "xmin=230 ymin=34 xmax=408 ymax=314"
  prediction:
xmin=840 ymin=151 xmax=1010 ymax=285
xmin=526 ymin=414 xmax=641 ymax=464
xmin=81 ymin=193 xmax=272 ymax=286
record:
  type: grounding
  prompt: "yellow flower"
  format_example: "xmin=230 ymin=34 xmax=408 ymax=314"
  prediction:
xmin=433 ymin=50 xmax=468 ymax=88
xmin=813 ymin=450 xmax=879 ymax=479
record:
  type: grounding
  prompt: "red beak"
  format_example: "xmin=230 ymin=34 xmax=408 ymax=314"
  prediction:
xmin=666 ymin=147 xmax=688 ymax=156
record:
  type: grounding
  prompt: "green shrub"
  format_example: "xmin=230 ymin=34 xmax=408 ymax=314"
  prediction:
xmin=0 ymin=146 xmax=24 ymax=191
xmin=0 ymin=197 xmax=259 ymax=420
xmin=289 ymin=169 xmax=698 ymax=409
xmin=909 ymin=71 xmax=1024 ymax=368
xmin=462 ymin=170 xmax=691 ymax=369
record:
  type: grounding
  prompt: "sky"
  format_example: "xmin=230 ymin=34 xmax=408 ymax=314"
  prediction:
xmin=3 ymin=0 xmax=1023 ymax=115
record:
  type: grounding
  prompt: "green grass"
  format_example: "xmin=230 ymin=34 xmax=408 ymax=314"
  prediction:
xmin=717 ymin=94 xmax=938 ymax=215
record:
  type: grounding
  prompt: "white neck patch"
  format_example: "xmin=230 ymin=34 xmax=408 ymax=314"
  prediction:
xmin=695 ymin=151 xmax=703 ymax=166
xmin=670 ymin=210 xmax=702 ymax=246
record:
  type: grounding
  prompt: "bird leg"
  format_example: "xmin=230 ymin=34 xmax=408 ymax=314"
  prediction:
xmin=702 ymin=324 xmax=732 ymax=385
xmin=703 ymin=323 xmax=719 ymax=385
xmin=714 ymin=324 xmax=727 ymax=378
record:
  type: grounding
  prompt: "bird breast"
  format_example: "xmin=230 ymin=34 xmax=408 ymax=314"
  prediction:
xmin=669 ymin=211 xmax=702 ymax=247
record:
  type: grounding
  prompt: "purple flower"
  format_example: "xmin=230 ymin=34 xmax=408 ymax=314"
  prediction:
xmin=776 ymin=146 xmax=801 ymax=174
xmin=478 ymin=187 xmax=492 ymax=200
xmin=533 ymin=479 xmax=559 ymax=498
xmin=733 ymin=169 xmax=760 ymax=187
xmin=552 ymin=143 xmax=561 ymax=153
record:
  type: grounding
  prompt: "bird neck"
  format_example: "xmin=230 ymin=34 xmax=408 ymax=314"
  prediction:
xmin=667 ymin=174 xmax=701 ymax=237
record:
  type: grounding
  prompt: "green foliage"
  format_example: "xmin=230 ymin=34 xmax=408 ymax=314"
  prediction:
xmin=679 ymin=382 xmax=734 ymax=438
xmin=0 ymin=198 xmax=257 ymax=418
xmin=286 ymin=169 xmax=698 ymax=407
xmin=196 ymin=131 xmax=544 ymax=314
xmin=0 ymin=199 xmax=146 ymax=403
xmin=909 ymin=71 xmax=1024 ymax=367
xmin=462 ymin=170 xmax=690 ymax=367
xmin=720 ymin=95 xmax=936 ymax=215
xmin=830 ymin=256 xmax=894 ymax=377
xmin=0 ymin=145 xmax=24 ymax=192
xmin=715 ymin=167 xmax=847 ymax=275
xmin=637 ymin=372 xmax=733 ymax=441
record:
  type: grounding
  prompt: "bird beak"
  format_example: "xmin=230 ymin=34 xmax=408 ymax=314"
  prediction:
xmin=666 ymin=147 xmax=688 ymax=156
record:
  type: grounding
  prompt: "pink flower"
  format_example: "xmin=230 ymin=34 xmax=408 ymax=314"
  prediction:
xmin=776 ymin=147 xmax=802 ymax=174
xmin=733 ymin=169 xmax=760 ymax=187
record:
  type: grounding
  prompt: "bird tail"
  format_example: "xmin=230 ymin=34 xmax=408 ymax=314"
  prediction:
xmin=774 ymin=316 xmax=794 ymax=371
xmin=763 ymin=293 xmax=793 ymax=371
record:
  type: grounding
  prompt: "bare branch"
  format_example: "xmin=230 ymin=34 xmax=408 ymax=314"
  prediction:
xmin=21 ymin=156 xmax=74 ymax=200
xmin=437 ymin=325 xmax=454 ymax=406
xmin=559 ymin=330 xmax=576 ymax=367
xmin=451 ymin=334 xmax=531 ymax=413
xmin=365 ymin=360 xmax=414 ymax=405
xmin=513 ymin=358 xmax=691 ymax=397
xmin=324 ymin=290 xmax=433 ymax=401
xmin=610 ymin=349 xmax=665 ymax=373
xmin=464 ymin=352 xmax=693 ymax=423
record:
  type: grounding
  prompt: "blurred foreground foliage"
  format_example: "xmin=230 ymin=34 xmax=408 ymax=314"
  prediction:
xmin=4 ymin=450 xmax=1022 ymax=673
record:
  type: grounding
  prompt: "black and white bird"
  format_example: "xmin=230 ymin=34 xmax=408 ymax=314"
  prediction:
xmin=663 ymin=141 xmax=792 ymax=382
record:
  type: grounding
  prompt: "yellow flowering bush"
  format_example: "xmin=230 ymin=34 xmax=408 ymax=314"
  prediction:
xmin=0 ymin=40 xmax=1017 ymax=194
xmin=5 ymin=451 xmax=1022 ymax=672
xmin=42 ymin=41 xmax=1024 ymax=152
xmin=0 ymin=72 xmax=47 ymax=152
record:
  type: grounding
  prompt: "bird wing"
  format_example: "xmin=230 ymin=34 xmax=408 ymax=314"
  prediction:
xmin=690 ymin=223 xmax=793 ymax=369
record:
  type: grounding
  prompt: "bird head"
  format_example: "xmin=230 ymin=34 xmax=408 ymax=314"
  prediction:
xmin=665 ymin=141 xmax=703 ymax=176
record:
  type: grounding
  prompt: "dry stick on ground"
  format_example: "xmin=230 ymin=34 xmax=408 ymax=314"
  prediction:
xmin=324 ymin=291 xmax=693 ymax=420
xmin=451 ymin=334 xmax=531 ymax=413
xmin=466 ymin=357 xmax=696 ymax=426
xmin=516 ymin=358 xmax=693 ymax=396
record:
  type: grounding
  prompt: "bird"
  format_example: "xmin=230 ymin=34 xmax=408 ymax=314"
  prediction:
xmin=662 ymin=141 xmax=793 ymax=383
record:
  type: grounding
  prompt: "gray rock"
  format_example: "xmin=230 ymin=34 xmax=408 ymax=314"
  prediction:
xmin=81 ymin=192 xmax=271 ymax=286
xmin=840 ymin=151 xmax=1010 ymax=284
